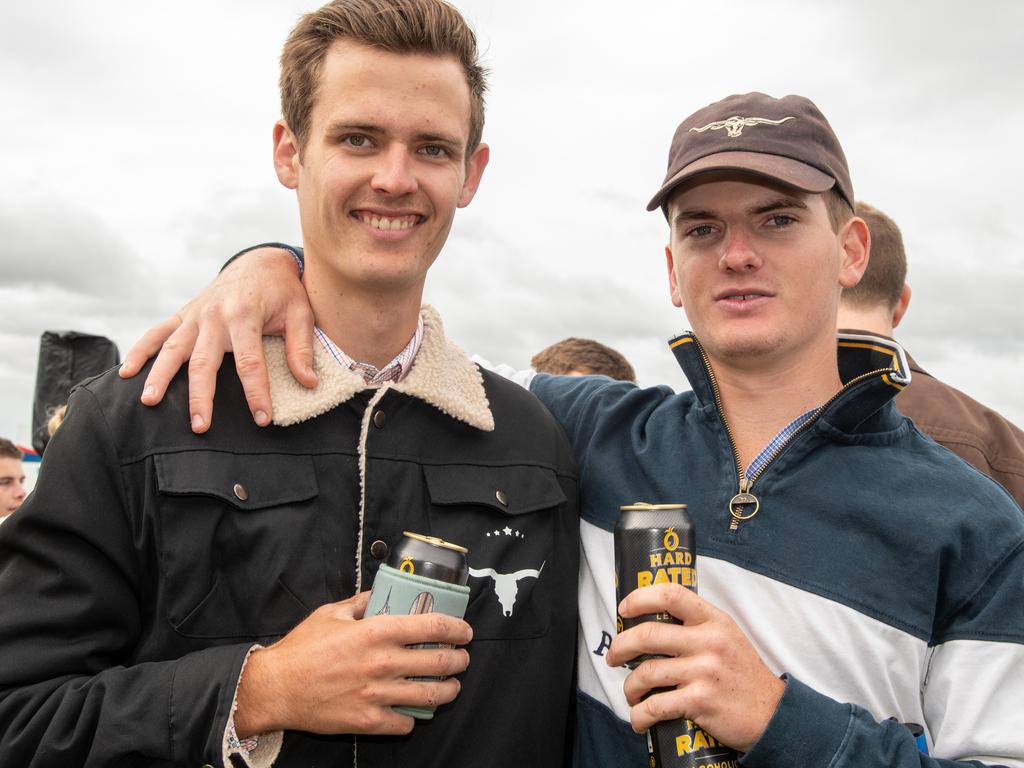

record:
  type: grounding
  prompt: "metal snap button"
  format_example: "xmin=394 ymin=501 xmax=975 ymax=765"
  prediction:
xmin=370 ymin=539 xmax=389 ymax=560
xmin=373 ymin=409 xmax=386 ymax=428
xmin=495 ymin=490 xmax=508 ymax=506
xmin=233 ymin=483 xmax=248 ymax=501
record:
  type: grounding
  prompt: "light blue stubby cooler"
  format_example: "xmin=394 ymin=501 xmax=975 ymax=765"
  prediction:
xmin=365 ymin=532 xmax=471 ymax=720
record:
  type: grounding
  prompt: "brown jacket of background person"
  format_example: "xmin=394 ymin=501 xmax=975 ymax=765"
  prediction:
xmin=839 ymin=201 xmax=1024 ymax=509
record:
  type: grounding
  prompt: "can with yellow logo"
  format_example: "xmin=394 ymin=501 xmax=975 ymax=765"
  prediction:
xmin=614 ymin=503 xmax=695 ymax=666
xmin=614 ymin=504 xmax=739 ymax=768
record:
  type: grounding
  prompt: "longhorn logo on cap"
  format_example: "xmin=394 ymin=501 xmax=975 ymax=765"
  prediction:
xmin=690 ymin=115 xmax=795 ymax=138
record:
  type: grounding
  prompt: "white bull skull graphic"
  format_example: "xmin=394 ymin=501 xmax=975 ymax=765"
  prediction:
xmin=469 ymin=562 xmax=545 ymax=617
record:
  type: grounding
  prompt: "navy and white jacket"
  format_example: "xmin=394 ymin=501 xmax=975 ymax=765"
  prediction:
xmin=531 ymin=331 xmax=1024 ymax=768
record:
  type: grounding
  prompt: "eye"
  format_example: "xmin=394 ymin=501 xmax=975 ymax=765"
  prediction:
xmin=341 ymin=134 xmax=372 ymax=148
xmin=687 ymin=224 xmax=716 ymax=238
xmin=418 ymin=145 xmax=449 ymax=158
xmin=766 ymin=214 xmax=795 ymax=227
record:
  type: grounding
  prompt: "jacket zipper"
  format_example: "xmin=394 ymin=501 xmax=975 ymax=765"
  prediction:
xmin=691 ymin=337 xmax=894 ymax=531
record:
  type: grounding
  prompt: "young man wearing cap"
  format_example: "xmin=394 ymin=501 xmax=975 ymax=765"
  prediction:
xmin=122 ymin=92 xmax=1024 ymax=767
xmin=0 ymin=2 xmax=579 ymax=766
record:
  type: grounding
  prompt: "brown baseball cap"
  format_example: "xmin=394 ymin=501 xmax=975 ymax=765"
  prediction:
xmin=647 ymin=92 xmax=853 ymax=214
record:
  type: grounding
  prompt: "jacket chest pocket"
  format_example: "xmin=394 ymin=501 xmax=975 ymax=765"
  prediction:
xmin=423 ymin=465 xmax=570 ymax=641
xmin=154 ymin=451 xmax=326 ymax=639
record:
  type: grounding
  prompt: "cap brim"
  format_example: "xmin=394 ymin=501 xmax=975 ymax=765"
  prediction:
xmin=646 ymin=151 xmax=837 ymax=212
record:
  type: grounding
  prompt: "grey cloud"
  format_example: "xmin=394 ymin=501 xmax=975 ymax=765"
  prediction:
xmin=173 ymin=186 xmax=302 ymax=276
xmin=0 ymin=197 xmax=148 ymax=297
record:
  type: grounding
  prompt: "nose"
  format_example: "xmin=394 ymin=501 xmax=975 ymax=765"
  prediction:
xmin=371 ymin=144 xmax=418 ymax=197
xmin=15 ymin=481 xmax=26 ymax=501
xmin=719 ymin=229 xmax=762 ymax=272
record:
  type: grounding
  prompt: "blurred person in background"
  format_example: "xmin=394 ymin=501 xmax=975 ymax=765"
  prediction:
xmin=531 ymin=337 xmax=637 ymax=382
xmin=0 ymin=439 xmax=27 ymax=523
xmin=838 ymin=201 xmax=1024 ymax=508
xmin=46 ymin=404 xmax=68 ymax=438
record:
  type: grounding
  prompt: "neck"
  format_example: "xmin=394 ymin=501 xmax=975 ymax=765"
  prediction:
xmin=836 ymin=303 xmax=894 ymax=337
xmin=708 ymin=340 xmax=843 ymax=471
xmin=304 ymin=262 xmax=423 ymax=369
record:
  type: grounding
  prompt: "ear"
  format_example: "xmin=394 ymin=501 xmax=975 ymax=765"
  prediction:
xmin=273 ymin=120 xmax=300 ymax=190
xmin=457 ymin=143 xmax=490 ymax=208
xmin=666 ymin=244 xmax=684 ymax=308
xmin=891 ymin=283 xmax=912 ymax=329
xmin=838 ymin=215 xmax=870 ymax=289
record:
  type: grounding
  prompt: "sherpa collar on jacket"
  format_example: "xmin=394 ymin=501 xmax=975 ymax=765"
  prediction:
xmin=265 ymin=305 xmax=494 ymax=431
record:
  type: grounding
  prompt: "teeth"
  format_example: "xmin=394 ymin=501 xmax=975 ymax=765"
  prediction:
xmin=360 ymin=214 xmax=415 ymax=231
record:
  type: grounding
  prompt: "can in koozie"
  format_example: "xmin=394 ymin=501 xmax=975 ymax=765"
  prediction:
xmin=365 ymin=531 xmax=471 ymax=720
xmin=614 ymin=503 xmax=740 ymax=768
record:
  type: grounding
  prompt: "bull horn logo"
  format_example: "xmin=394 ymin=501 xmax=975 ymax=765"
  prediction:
xmin=689 ymin=115 xmax=795 ymax=138
xmin=469 ymin=562 xmax=545 ymax=617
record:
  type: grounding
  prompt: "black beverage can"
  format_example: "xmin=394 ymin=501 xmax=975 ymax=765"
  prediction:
xmin=614 ymin=502 xmax=695 ymax=665
xmin=614 ymin=503 xmax=739 ymax=768
xmin=386 ymin=531 xmax=469 ymax=588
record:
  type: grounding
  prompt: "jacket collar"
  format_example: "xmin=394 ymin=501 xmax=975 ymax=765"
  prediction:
xmin=838 ymin=327 xmax=929 ymax=378
xmin=266 ymin=305 xmax=494 ymax=431
xmin=669 ymin=330 xmax=912 ymax=432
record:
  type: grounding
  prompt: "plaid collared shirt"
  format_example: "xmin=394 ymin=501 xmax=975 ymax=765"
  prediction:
xmin=313 ymin=314 xmax=424 ymax=385
xmin=745 ymin=408 xmax=817 ymax=478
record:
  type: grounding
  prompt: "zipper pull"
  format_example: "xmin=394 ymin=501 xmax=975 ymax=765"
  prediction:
xmin=728 ymin=478 xmax=760 ymax=531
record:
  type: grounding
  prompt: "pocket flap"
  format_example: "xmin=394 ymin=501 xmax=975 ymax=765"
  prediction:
xmin=155 ymin=451 xmax=319 ymax=510
xmin=423 ymin=465 xmax=567 ymax=515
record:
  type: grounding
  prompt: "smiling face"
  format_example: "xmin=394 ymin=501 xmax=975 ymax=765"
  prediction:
xmin=0 ymin=457 xmax=26 ymax=516
xmin=665 ymin=172 xmax=868 ymax=372
xmin=274 ymin=39 xmax=489 ymax=299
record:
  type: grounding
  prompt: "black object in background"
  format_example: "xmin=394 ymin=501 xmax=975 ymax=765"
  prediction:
xmin=31 ymin=331 xmax=120 ymax=455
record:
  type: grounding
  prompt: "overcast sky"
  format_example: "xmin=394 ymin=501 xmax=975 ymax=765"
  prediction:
xmin=2 ymin=0 xmax=1022 ymax=447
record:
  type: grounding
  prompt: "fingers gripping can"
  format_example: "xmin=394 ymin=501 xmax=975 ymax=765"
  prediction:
xmin=365 ymin=532 xmax=471 ymax=720
xmin=614 ymin=503 xmax=739 ymax=768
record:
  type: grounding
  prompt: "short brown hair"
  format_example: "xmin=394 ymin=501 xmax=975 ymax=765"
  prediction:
xmin=843 ymin=201 xmax=907 ymax=311
xmin=0 ymin=438 xmax=23 ymax=461
xmin=824 ymin=187 xmax=854 ymax=233
xmin=531 ymin=338 xmax=637 ymax=382
xmin=280 ymin=0 xmax=487 ymax=155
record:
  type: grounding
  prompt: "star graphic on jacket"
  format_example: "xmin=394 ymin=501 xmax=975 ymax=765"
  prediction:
xmin=503 ymin=526 xmax=512 ymax=536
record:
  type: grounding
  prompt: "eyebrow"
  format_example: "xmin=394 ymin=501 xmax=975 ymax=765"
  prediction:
xmin=748 ymin=196 xmax=809 ymax=215
xmin=671 ymin=208 xmax=717 ymax=226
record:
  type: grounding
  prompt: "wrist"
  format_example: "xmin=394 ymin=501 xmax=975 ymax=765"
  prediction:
xmin=222 ymin=242 xmax=303 ymax=278
xmin=234 ymin=646 xmax=283 ymax=737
